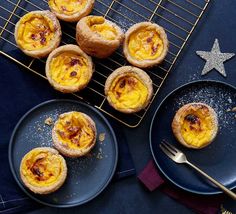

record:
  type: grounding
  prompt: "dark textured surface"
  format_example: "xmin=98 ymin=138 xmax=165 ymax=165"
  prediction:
xmin=0 ymin=0 xmax=236 ymax=213
xmin=150 ymin=81 xmax=236 ymax=194
xmin=9 ymin=100 xmax=118 ymax=207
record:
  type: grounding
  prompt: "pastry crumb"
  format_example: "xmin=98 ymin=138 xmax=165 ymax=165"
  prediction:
xmin=228 ymin=98 xmax=232 ymax=103
xmin=44 ymin=117 xmax=53 ymax=126
xmin=96 ymin=147 xmax=103 ymax=159
xmin=231 ymin=107 xmax=236 ymax=112
xmin=99 ymin=133 xmax=106 ymax=142
xmin=96 ymin=153 xmax=103 ymax=159
xmin=37 ymin=127 xmax=42 ymax=131
xmin=226 ymin=106 xmax=236 ymax=112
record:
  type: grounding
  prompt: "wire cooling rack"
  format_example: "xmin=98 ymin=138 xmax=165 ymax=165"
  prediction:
xmin=0 ymin=0 xmax=210 ymax=127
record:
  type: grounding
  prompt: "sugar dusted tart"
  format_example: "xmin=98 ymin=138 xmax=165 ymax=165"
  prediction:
xmin=123 ymin=22 xmax=168 ymax=68
xmin=172 ymin=103 xmax=218 ymax=149
xmin=52 ymin=111 xmax=97 ymax=157
xmin=105 ymin=66 xmax=153 ymax=113
xmin=48 ymin=0 xmax=95 ymax=22
xmin=76 ymin=15 xmax=124 ymax=58
xmin=46 ymin=44 xmax=94 ymax=93
xmin=14 ymin=10 xmax=61 ymax=58
xmin=20 ymin=147 xmax=67 ymax=194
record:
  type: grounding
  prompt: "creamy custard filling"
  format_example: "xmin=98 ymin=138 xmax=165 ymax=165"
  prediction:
xmin=128 ymin=27 xmax=164 ymax=61
xmin=21 ymin=150 xmax=63 ymax=187
xmin=87 ymin=16 xmax=118 ymax=40
xmin=55 ymin=112 xmax=95 ymax=149
xmin=17 ymin=13 xmax=55 ymax=51
xmin=108 ymin=75 xmax=148 ymax=110
xmin=180 ymin=106 xmax=215 ymax=147
xmin=49 ymin=52 xmax=89 ymax=87
xmin=48 ymin=0 xmax=87 ymax=15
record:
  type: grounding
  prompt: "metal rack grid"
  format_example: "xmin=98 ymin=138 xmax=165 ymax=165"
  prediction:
xmin=0 ymin=0 xmax=210 ymax=127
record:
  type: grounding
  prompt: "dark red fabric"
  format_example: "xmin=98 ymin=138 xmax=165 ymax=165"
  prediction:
xmin=138 ymin=160 xmax=224 ymax=214
xmin=138 ymin=160 xmax=165 ymax=191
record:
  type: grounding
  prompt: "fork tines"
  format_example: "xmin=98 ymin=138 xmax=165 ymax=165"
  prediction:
xmin=163 ymin=139 xmax=179 ymax=150
xmin=160 ymin=141 xmax=175 ymax=156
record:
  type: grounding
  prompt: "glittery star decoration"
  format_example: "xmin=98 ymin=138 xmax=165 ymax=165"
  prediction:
xmin=196 ymin=39 xmax=235 ymax=77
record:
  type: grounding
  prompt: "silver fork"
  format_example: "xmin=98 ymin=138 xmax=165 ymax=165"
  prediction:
xmin=160 ymin=140 xmax=236 ymax=200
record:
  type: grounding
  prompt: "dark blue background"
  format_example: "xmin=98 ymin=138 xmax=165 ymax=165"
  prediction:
xmin=0 ymin=0 xmax=236 ymax=213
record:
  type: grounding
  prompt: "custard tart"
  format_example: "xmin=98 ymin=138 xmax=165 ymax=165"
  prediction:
xmin=76 ymin=16 xmax=124 ymax=58
xmin=52 ymin=111 xmax=97 ymax=157
xmin=123 ymin=22 xmax=168 ymax=68
xmin=46 ymin=44 xmax=94 ymax=93
xmin=48 ymin=0 xmax=94 ymax=22
xmin=20 ymin=147 xmax=67 ymax=194
xmin=105 ymin=66 xmax=153 ymax=113
xmin=172 ymin=103 xmax=218 ymax=149
xmin=14 ymin=10 xmax=61 ymax=58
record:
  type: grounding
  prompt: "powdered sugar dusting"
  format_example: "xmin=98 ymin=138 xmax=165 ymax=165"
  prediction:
xmin=29 ymin=112 xmax=60 ymax=147
xmin=13 ymin=100 xmax=116 ymax=204
xmin=22 ymin=105 xmax=108 ymax=181
xmin=173 ymin=83 xmax=236 ymax=132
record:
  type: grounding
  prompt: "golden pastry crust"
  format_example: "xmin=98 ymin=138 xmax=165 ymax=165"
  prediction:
xmin=76 ymin=16 xmax=124 ymax=58
xmin=172 ymin=103 xmax=218 ymax=149
xmin=48 ymin=0 xmax=95 ymax=22
xmin=14 ymin=10 xmax=61 ymax=58
xmin=52 ymin=111 xmax=97 ymax=157
xmin=46 ymin=44 xmax=94 ymax=93
xmin=123 ymin=22 xmax=168 ymax=68
xmin=20 ymin=147 xmax=67 ymax=194
xmin=105 ymin=66 xmax=153 ymax=113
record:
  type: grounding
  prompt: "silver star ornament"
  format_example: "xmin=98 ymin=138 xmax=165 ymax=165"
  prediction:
xmin=196 ymin=39 xmax=235 ymax=77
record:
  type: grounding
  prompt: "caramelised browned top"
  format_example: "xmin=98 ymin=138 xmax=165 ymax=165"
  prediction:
xmin=16 ymin=12 xmax=56 ymax=51
xmin=180 ymin=103 xmax=217 ymax=147
xmin=107 ymin=74 xmax=149 ymax=111
xmin=127 ymin=26 xmax=164 ymax=61
xmin=21 ymin=149 xmax=64 ymax=187
xmin=54 ymin=112 xmax=95 ymax=149
xmin=48 ymin=0 xmax=88 ymax=15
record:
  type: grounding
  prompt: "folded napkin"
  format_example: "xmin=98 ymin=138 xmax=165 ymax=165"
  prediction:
xmin=138 ymin=160 xmax=224 ymax=214
xmin=111 ymin=120 xmax=136 ymax=180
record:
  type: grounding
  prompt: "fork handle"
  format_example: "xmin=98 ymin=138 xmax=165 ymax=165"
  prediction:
xmin=186 ymin=161 xmax=236 ymax=200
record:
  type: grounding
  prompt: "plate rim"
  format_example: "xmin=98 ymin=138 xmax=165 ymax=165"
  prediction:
xmin=149 ymin=80 xmax=236 ymax=195
xmin=8 ymin=99 xmax=118 ymax=207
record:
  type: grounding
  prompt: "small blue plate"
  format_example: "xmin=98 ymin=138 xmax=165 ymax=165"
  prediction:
xmin=9 ymin=99 xmax=118 ymax=207
xmin=150 ymin=80 xmax=236 ymax=195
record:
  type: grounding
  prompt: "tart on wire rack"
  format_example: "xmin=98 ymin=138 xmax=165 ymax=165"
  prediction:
xmin=48 ymin=0 xmax=95 ymax=22
xmin=76 ymin=15 xmax=124 ymax=58
xmin=123 ymin=22 xmax=168 ymax=68
xmin=105 ymin=66 xmax=153 ymax=113
xmin=46 ymin=44 xmax=94 ymax=93
xmin=14 ymin=10 xmax=61 ymax=58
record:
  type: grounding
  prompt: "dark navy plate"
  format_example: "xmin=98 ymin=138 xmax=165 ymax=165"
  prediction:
xmin=150 ymin=80 xmax=236 ymax=195
xmin=9 ymin=99 xmax=118 ymax=207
